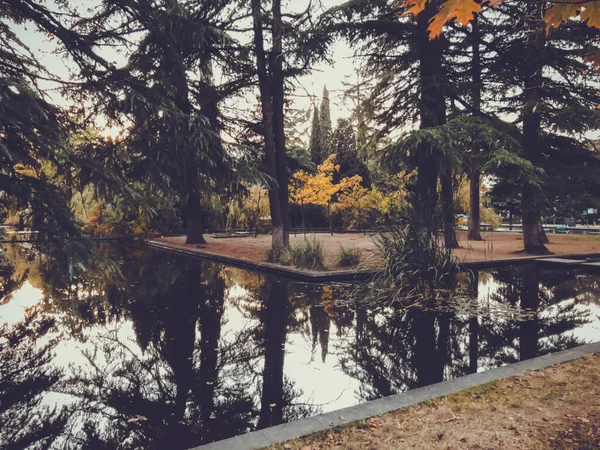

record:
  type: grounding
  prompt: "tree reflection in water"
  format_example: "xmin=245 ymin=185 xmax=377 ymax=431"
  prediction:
xmin=1 ymin=244 xmax=599 ymax=448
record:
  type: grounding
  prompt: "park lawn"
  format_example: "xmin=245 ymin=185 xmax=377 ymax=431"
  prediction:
xmin=266 ymin=354 xmax=600 ymax=450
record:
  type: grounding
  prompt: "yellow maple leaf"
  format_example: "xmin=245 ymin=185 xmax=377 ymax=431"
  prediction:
xmin=428 ymin=0 xmax=482 ymax=38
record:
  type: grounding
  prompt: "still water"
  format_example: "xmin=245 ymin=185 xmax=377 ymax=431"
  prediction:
xmin=1 ymin=243 xmax=599 ymax=449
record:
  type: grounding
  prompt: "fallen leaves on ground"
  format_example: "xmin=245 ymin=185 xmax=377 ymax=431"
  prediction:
xmin=267 ymin=354 xmax=600 ymax=450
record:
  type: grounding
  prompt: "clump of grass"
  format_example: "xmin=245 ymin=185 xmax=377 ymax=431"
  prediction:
xmin=374 ymin=205 xmax=468 ymax=305
xmin=337 ymin=246 xmax=361 ymax=268
xmin=266 ymin=246 xmax=286 ymax=264
xmin=291 ymin=238 xmax=325 ymax=270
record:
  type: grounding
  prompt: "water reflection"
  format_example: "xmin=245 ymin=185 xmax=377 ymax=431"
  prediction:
xmin=1 ymin=244 xmax=599 ymax=448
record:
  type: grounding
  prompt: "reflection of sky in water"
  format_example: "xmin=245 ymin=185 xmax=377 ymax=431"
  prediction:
xmin=2 ymin=257 xmax=600 ymax=447
xmin=0 ymin=281 xmax=43 ymax=327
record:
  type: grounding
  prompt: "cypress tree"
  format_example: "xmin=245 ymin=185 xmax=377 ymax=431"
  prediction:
xmin=319 ymin=86 xmax=335 ymax=161
xmin=309 ymin=105 xmax=323 ymax=165
xmin=333 ymin=118 xmax=371 ymax=184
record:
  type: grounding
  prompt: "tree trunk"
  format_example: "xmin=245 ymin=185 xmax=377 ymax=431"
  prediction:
xmin=186 ymin=192 xmax=206 ymax=244
xmin=509 ymin=209 xmax=514 ymax=230
xmin=328 ymin=203 xmax=333 ymax=236
xmin=468 ymin=13 xmax=483 ymax=242
xmin=271 ymin=0 xmax=290 ymax=248
xmin=441 ymin=170 xmax=459 ymax=248
xmin=416 ymin=0 xmax=445 ymax=235
xmin=521 ymin=0 xmax=549 ymax=254
xmin=468 ymin=171 xmax=483 ymax=240
xmin=538 ymin=221 xmax=549 ymax=244
xmin=251 ymin=0 xmax=286 ymax=254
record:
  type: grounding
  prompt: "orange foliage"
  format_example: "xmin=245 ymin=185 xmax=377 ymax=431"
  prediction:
xmin=402 ymin=0 xmax=600 ymax=39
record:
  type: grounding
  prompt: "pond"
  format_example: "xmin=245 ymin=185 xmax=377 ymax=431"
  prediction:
xmin=1 ymin=243 xmax=600 ymax=449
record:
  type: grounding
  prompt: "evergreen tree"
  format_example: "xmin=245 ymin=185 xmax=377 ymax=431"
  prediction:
xmin=482 ymin=2 xmax=600 ymax=252
xmin=325 ymin=0 xmax=459 ymax=248
xmin=333 ymin=118 xmax=371 ymax=185
xmin=319 ymin=86 xmax=335 ymax=160
xmin=309 ymin=105 xmax=322 ymax=165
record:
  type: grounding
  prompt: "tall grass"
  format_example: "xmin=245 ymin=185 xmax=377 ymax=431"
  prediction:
xmin=291 ymin=238 xmax=325 ymax=270
xmin=374 ymin=206 xmax=466 ymax=305
xmin=337 ymin=246 xmax=361 ymax=268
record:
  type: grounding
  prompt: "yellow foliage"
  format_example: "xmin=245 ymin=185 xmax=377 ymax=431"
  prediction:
xmin=456 ymin=177 xmax=501 ymax=229
xmin=289 ymin=154 xmax=347 ymax=208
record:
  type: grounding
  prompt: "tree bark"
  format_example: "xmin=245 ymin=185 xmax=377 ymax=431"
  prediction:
xmin=521 ymin=0 xmax=549 ymax=254
xmin=252 ymin=0 xmax=286 ymax=254
xmin=186 ymin=192 xmax=206 ymax=244
xmin=441 ymin=170 xmax=459 ymax=248
xmin=468 ymin=13 xmax=483 ymax=242
xmin=468 ymin=171 xmax=483 ymax=240
xmin=271 ymin=0 xmax=290 ymax=248
xmin=416 ymin=0 xmax=445 ymax=235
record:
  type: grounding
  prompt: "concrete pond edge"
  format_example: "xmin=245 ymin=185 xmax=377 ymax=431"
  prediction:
xmin=145 ymin=239 xmax=600 ymax=282
xmin=144 ymin=240 xmax=375 ymax=282
xmin=191 ymin=341 xmax=600 ymax=450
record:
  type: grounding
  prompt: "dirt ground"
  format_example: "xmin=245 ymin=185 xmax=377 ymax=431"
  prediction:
xmin=267 ymin=354 xmax=600 ymax=450
xmin=158 ymin=231 xmax=600 ymax=271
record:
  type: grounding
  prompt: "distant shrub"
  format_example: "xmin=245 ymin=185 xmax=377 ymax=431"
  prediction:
xmin=291 ymin=239 xmax=325 ymax=270
xmin=337 ymin=246 xmax=361 ymax=268
xmin=480 ymin=207 xmax=502 ymax=230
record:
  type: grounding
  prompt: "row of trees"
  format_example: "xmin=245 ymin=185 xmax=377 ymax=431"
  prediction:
xmin=343 ymin=0 xmax=600 ymax=253
xmin=3 ymin=0 xmax=600 ymax=257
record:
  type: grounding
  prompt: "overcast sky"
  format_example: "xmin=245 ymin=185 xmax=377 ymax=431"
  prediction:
xmin=13 ymin=0 xmax=359 ymax=142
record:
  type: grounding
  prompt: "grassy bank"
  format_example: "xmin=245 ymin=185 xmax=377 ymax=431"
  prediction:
xmin=267 ymin=354 xmax=600 ymax=450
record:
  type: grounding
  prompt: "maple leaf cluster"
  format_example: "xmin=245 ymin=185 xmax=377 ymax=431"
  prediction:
xmin=402 ymin=0 xmax=600 ymax=38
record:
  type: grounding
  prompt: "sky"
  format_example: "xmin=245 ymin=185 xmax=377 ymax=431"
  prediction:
xmin=13 ymin=0 xmax=359 ymax=141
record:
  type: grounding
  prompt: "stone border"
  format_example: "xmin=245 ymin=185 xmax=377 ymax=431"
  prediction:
xmin=191 ymin=341 xmax=600 ymax=450
xmin=145 ymin=240 xmax=376 ymax=282
xmin=145 ymin=239 xmax=600 ymax=282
